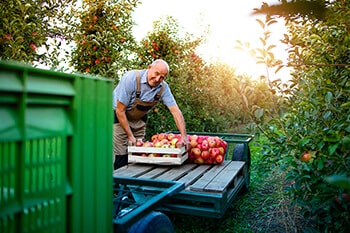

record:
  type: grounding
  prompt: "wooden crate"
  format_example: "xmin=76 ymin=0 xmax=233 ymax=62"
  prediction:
xmin=128 ymin=146 xmax=188 ymax=165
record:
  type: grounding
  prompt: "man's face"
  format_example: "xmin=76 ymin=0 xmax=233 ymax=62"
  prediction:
xmin=147 ymin=63 xmax=168 ymax=87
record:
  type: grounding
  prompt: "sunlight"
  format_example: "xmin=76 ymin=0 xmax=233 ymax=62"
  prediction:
xmin=132 ymin=0 xmax=289 ymax=81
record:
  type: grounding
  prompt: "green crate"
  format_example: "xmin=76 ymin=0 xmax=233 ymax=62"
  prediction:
xmin=0 ymin=61 xmax=113 ymax=233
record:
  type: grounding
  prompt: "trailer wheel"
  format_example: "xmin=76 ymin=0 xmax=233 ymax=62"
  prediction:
xmin=232 ymin=144 xmax=251 ymax=193
xmin=128 ymin=211 xmax=174 ymax=233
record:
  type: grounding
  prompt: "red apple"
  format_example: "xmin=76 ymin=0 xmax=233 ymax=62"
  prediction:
xmin=176 ymin=139 xmax=185 ymax=148
xmin=143 ymin=141 xmax=153 ymax=147
xmin=136 ymin=139 xmax=143 ymax=146
xmin=209 ymin=147 xmax=220 ymax=158
xmin=157 ymin=133 xmax=166 ymax=141
xmin=197 ymin=136 xmax=204 ymax=144
xmin=191 ymin=148 xmax=201 ymax=158
xmin=201 ymin=140 xmax=209 ymax=151
xmin=201 ymin=150 xmax=210 ymax=159
xmin=160 ymin=139 xmax=169 ymax=145
xmin=215 ymin=154 xmax=224 ymax=164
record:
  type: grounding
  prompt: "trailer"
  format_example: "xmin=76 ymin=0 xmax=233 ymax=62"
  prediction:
xmin=113 ymin=133 xmax=253 ymax=232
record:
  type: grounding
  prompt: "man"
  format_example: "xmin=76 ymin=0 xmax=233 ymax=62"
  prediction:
xmin=112 ymin=59 xmax=189 ymax=169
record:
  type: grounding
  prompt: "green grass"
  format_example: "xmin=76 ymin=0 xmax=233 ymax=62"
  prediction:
xmin=168 ymin=137 xmax=306 ymax=233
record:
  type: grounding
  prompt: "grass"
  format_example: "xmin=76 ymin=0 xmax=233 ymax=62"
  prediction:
xmin=168 ymin=138 xmax=307 ymax=233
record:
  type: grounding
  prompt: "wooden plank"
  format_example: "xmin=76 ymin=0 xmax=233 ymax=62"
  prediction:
xmin=138 ymin=166 xmax=170 ymax=179
xmin=178 ymin=165 xmax=212 ymax=188
xmin=128 ymin=146 xmax=185 ymax=154
xmin=189 ymin=161 xmax=231 ymax=191
xmin=155 ymin=164 xmax=198 ymax=181
xmin=113 ymin=163 xmax=154 ymax=177
xmin=128 ymin=153 xmax=188 ymax=165
xmin=204 ymin=161 xmax=245 ymax=192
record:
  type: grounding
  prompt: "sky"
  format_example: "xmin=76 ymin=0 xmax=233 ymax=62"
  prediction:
xmin=132 ymin=0 xmax=289 ymax=80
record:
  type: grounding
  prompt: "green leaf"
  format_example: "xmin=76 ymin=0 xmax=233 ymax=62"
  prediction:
xmin=325 ymin=175 xmax=350 ymax=191
xmin=328 ymin=143 xmax=339 ymax=155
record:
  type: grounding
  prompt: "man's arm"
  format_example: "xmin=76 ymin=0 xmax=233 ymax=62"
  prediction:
xmin=116 ymin=101 xmax=136 ymax=145
xmin=168 ymin=104 xmax=190 ymax=150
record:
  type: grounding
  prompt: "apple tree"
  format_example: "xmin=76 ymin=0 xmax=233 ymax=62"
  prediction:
xmin=0 ymin=0 xmax=77 ymax=66
xmin=253 ymin=1 xmax=350 ymax=231
xmin=70 ymin=0 xmax=140 ymax=80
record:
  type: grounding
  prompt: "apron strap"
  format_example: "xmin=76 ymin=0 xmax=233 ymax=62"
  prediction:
xmin=135 ymin=70 xmax=141 ymax=98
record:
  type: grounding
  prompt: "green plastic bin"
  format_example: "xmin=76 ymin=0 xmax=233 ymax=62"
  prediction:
xmin=0 ymin=61 xmax=113 ymax=233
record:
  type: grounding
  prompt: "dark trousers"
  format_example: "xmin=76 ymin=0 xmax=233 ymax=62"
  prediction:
xmin=114 ymin=154 xmax=128 ymax=170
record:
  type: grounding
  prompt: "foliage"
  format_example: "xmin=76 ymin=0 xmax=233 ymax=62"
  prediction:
xmin=253 ymin=1 xmax=350 ymax=232
xmin=70 ymin=0 xmax=140 ymax=80
xmin=0 ymin=0 xmax=76 ymax=66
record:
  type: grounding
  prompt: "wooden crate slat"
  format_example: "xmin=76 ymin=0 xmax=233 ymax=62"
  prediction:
xmin=155 ymin=164 xmax=198 ymax=181
xmin=128 ymin=146 xmax=185 ymax=154
xmin=128 ymin=153 xmax=188 ymax=165
xmin=189 ymin=161 xmax=231 ymax=191
xmin=204 ymin=161 xmax=245 ymax=192
xmin=178 ymin=165 xmax=212 ymax=188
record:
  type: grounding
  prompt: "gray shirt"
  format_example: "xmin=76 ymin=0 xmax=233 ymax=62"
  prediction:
xmin=112 ymin=69 xmax=176 ymax=110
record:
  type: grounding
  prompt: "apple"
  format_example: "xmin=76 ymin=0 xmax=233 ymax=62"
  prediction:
xmin=209 ymin=148 xmax=220 ymax=158
xmin=160 ymin=139 xmax=169 ymax=145
xmin=197 ymin=136 xmax=204 ymax=144
xmin=205 ymin=158 xmax=213 ymax=164
xmin=196 ymin=143 xmax=202 ymax=150
xmin=171 ymin=138 xmax=179 ymax=146
xmin=148 ymin=153 xmax=156 ymax=157
xmin=194 ymin=157 xmax=204 ymax=164
xmin=136 ymin=139 xmax=143 ymax=147
xmin=190 ymin=140 xmax=198 ymax=148
xmin=300 ymin=152 xmax=311 ymax=162
xmin=191 ymin=148 xmax=201 ymax=158
xmin=201 ymin=140 xmax=209 ymax=151
xmin=154 ymin=141 xmax=163 ymax=148
xmin=143 ymin=141 xmax=153 ymax=147
xmin=151 ymin=134 xmax=158 ymax=142
xmin=220 ymin=140 xmax=228 ymax=149
xmin=218 ymin=147 xmax=225 ymax=155
xmin=176 ymin=139 xmax=185 ymax=148
xmin=163 ymin=154 xmax=171 ymax=157
xmin=215 ymin=154 xmax=224 ymax=164
xmin=189 ymin=135 xmax=198 ymax=142
xmin=214 ymin=137 xmax=222 ymax=147
xmin=162 ymin=144 xmax=169 ymax=148
xmin=157 ymin=133 xmax=166 ymax=141
xmin=208 ymin=139 xmax=216 ymax=148
xmin=167 ymin=133 xmax=175 ymax=140
xmin=201 ymin=150 xmax=210 ymax=159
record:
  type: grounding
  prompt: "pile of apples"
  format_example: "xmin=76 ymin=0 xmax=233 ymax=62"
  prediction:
xmin=133 ymin=133 xmax=228 ymax=164
xmin=187 ymin=135 xmax=227 ymax=164
xmin=133 ymin=133 xmax=185 ymax=157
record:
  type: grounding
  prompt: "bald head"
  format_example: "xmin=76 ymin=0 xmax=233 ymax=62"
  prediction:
xmin=147 ymin=59 xmax=170 ymax=87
